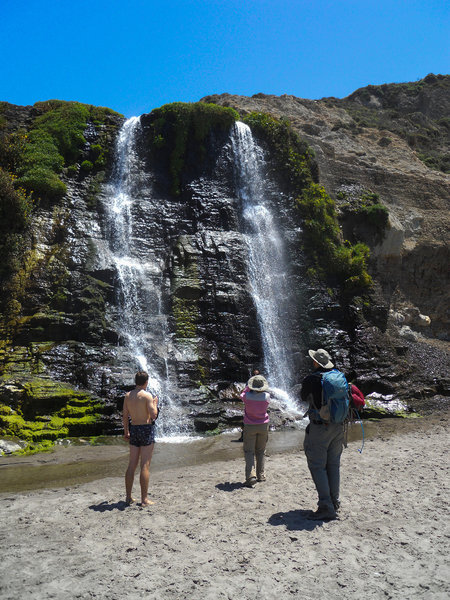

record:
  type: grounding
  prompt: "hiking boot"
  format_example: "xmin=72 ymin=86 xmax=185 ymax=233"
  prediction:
xmin=307 ymin=506 xmax=337 ymax=521
xmin=244 ymin=477 xmax=257 ymax=488
xmin=257 ymin=475 xmax=266 ymax=482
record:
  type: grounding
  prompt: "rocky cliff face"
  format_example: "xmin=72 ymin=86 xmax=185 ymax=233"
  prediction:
xmin=0 ymin=102 xmax=310 ymax=442
xmin=0 ymin=102 xmax=125 ymax=450
xmin=0 ymin=77 xmax=449 ymax=451
xmin=202 ymin=75 xmax=450 ymax=344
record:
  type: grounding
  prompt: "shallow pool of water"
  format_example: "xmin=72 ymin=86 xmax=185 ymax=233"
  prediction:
xmin=0 ymin=419 xmax=415 ymax=494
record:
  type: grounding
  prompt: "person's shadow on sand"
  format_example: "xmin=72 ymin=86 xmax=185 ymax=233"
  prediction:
xmin=215 ymin=482 xmax=246 ymax=492
xmin=268 ymin=510 xmax=321 ymax=532
xmin=88 ymin=501 xmax=129 ymax=512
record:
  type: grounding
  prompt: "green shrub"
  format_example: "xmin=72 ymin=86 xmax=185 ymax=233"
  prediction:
xmin=95 ymin=155 xmax=107 ymax=168
xmin=340 ymin=190 xmax=389 ymax=238
xmin=20 ymin=129 xmax=64 ymax=173
xmin=378 ymin=136 xmax=392 ymax=147
xmin=296 ymin=184 xmax=340 ymax=252
xmin=363 ymin=203 xmax=389 ymax=231
xmin=89 ymin=143 xmax=107 ymax=168
xmin=296 ymin=183 xmax=372 ymax=291
xmin=66 ymin=164 xmax=78 ymax=177
xmin=331 ymin=243 xmax=372 ymax=291
xmin=89 ymin=144 xmax=103 ymax=161
xmin=0 ymin=131 xmax=27 ymax=172
xmin=81 ymin=160 xmax=93 ymax=172
xmin=32 ymin=102 xmax=89 ymax=163
xmin=0 ymin=168 xmax=33 ymax=232
xmin=18 ymin=166 xmax=66 ymax=201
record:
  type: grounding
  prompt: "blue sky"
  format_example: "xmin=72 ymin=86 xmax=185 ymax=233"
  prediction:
xmin=1 ymin=0 xmax=449 ymax=117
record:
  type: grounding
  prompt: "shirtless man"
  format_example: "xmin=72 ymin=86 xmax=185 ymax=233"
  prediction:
xmin=122 ymin=371 xmax=158 ymax=506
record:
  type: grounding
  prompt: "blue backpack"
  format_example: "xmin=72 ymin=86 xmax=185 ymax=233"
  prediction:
xmin=319 ymin=369 xmax=350 ymax=423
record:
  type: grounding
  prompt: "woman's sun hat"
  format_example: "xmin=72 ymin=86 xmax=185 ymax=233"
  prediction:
xmin=308 ymin=348 xmax=334 ymax=369
xmin=247 ymin=375 xmax=269 ymax=392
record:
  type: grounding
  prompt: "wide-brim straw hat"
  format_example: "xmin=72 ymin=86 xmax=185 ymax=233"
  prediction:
xmin=308 ymin=348 xmax=334 ymax=369
xmin=247 ymin=375 xmax=269 ymax=392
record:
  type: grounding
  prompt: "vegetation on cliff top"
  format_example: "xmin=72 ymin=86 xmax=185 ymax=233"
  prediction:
xmin=243 ymin=112 xmax=318 ymax=189
xmin=0 ymin=100 xmax=122 ymax=206
xmin=145 ymin=101 xmax=239 ymax=195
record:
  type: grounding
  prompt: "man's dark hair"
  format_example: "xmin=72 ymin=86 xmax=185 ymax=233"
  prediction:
xmin=135 ymin=371 xmax=149 ymax=386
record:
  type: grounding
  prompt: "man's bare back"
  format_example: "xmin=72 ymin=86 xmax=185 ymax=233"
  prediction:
xmin=123 ymin=388 xmax=158 ymax=426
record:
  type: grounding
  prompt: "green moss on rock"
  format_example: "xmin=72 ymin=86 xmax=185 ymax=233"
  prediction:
xmin=363 ymin=398 xmax=419 ymax=419
xmin=0 ymin=377 xmax=112 ymax=454
xmin=172 ymin=296 xmax=198 ymax=338
xmin=12 ymin=439 xmax=55 ymax=456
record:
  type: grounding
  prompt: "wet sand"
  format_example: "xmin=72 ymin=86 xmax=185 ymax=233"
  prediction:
xmin=0 ymin=413 xmax=449 ymax=599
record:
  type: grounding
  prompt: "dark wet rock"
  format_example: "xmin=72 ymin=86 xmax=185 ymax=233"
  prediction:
xmin=220 ymin=406 xmax=244 ymax=425
xmin=193 ymin=416 xmax=220 ymax=432
xmin=218 ymin=383 xmax=245 ymax=401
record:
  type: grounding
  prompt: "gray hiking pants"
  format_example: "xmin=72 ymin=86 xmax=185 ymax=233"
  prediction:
xmin=303 ymin=421 xmax=344 ymax=511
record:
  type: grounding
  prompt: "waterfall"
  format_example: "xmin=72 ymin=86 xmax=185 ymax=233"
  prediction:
xmin=103 ymin=117 xmax=190 ymax=439
xmin=231 ymin=121 xmax=299 ymax=413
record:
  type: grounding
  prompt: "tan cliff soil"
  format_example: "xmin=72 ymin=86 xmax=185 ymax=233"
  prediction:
xmin=0 ymin=410 xmax=448 ymax=600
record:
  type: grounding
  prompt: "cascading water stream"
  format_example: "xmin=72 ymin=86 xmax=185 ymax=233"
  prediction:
xmin=105 ymin=118 xmax=150 ymax=372
xmin=231 ymin=122 xmax=300 ymax=415
xmin=103 ymin=117 xmax=190 ymax=438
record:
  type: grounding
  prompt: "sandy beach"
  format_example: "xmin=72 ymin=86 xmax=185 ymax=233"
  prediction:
xmin=1 ymin=411 xmax=449 ymax=600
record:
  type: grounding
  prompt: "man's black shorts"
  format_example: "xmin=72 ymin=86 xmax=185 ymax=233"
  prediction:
xmin=129 ymin=423 xmax=155 ymax=447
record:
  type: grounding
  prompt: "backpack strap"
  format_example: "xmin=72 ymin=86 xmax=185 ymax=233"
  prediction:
xmin=306 ymin=371 xmax=324 ymax=422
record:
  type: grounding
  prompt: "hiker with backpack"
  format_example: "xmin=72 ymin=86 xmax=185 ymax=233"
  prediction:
xmin=301 ymin=348 xmax=350 ymax=521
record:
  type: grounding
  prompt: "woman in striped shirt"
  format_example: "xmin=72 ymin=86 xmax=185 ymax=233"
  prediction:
xmin=242 ymin=375 xmax=271 ymax=487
